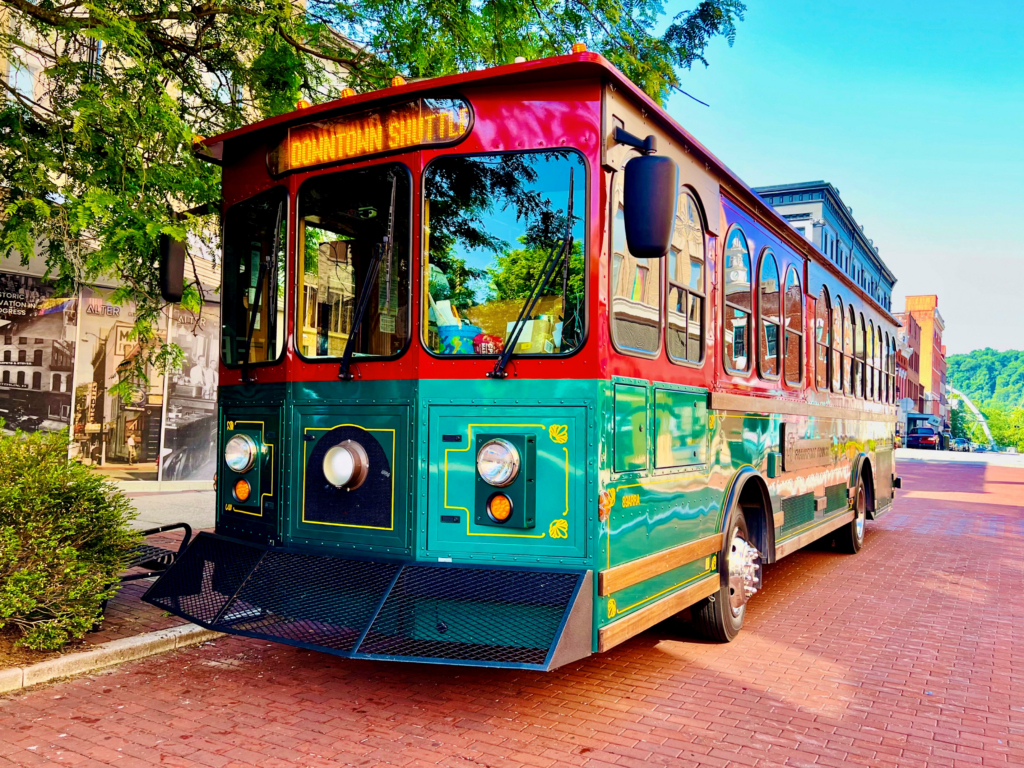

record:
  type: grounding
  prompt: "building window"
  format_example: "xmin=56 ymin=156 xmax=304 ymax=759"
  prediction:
xmin=723 ymin=226 xmax=752 ymax=374
xmin=16 ymin=371 xmax=25 ymax=386
xmin=757 ymin=249 xmax=781 ymax=380
xmin=2 ymin=351 xmax=8 ymax=363
xmin=666 ymin=191 xmax=706 ymax=365
xmin=815 ymin=287 xmax=830 ymax=391
xmin=52 ymin=373 xmax=61 ymax=392
xmin=31 ymin=372 xmax=41 ymax=390
xmin=783 ymin=266 xmax=803 ymax=387
xmin=18 ymin=337 xmax=26 ymax=345
xmin=32 ymin=349 xmax=42 ymax=366
xmin=1 ymin=371 xmax=7 ymax=384
xmin=795 ymin=226 xmax=806 ymax=238
xmin=17 ymin=350 xmax=25 ymax=363
xmin=831 ymin=294 xmax=843 ymax=393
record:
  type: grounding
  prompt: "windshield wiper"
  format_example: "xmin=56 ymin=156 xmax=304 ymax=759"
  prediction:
xmin=339 ymin=170 xmax=397 ymax=381
xmin=241 ymin=200 xmax=283 ymax=383
xmin=488 ymin=168 xmax=574 ymax=380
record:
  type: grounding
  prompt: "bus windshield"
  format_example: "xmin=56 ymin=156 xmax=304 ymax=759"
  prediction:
xmin=422 ymin=150 xmax=586 ymax=356
xmin=297 ymin=164 xmax=411 ymax=360
xmin=221 ymin=187 xmax=287 ymax=366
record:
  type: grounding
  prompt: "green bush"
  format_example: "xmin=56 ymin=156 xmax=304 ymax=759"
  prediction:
xmin=0 ymin=427 xmax=139 ymax=651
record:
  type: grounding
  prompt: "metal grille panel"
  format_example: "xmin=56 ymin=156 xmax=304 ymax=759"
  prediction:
xmin=826 ymin=483 xmax=849 ymax=514
xmin=221 ymin=551 xmax=399 ymax=652
xmin=781 ymin=493 xmax=815 ymax=531
xmin=143 ymin=533 xmax=585 ymax=669
xmin=358 ymin=567 xmax=579 ymax=665
xmin=145 ymin=533 xmax=264 ymax=625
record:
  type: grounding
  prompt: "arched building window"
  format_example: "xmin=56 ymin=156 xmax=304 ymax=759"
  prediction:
xmin=723 ymin=226 xmax=752 ymax=374
xmin=758 ymin=249 xmax=781 ymax=379
xmin=815 ymin=287 xmax=830 ymax=391
xmin=783 ymin=266 xmax=803 ymax=387
xmin=666 ymin=191 xmax=706 ymax=365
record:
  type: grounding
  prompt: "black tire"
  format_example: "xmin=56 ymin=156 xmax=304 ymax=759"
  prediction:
xmin=834 ymin=479 xmax=868 ymax=554
xmin=692 ymin=509 xmax=755 ymax=642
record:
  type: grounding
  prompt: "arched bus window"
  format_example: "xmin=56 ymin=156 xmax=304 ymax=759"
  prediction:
xmin=815 ymin=287 xmax=830 ymax=390
xmin=611 ymin=168 xmax=661 ymax=357
xmin=783 ymin=266 xmax=803 ymax=387
xmin=880 ymin=325 xmax=888 ymax=403
xmin=723 ymin=226 xmax=752 ymax=374
xmin=667 ymin=190 xmax=706 ymax=365
xmin=855 ymin=312 xmax=866 ymax=399
xmin=757 ymin=249 xmax=781 ymax=379
xmin=831 ymin=294 xmax=842 ymax=393
xmin=890 ymin=335 xmax=897 ymax=403
xmin=867 ymin=320 xmax=875 ymax=400
xmin=843 ymin=304 xmax=854 ymax=396
xmin=882 ymin=330 xmax=890 ymax=403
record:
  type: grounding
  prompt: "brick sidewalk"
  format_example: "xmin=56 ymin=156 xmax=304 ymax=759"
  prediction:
xmin=1 ymin=459 xmax=1022 ymax=767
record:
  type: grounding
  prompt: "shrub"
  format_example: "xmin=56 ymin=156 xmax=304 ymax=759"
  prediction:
xmin=0 ymin=426 xmax=139 ymax=650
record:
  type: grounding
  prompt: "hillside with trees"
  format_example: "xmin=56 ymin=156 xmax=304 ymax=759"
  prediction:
xmin=947 ymin=349 xmax=1024 ymax=450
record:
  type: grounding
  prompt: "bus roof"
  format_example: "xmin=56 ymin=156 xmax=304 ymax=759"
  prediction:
xmin=199 ymin=51 xmax=897 ymax=324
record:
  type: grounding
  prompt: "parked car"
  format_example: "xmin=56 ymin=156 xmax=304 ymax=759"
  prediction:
xmin=906 ymin=426 xmax=940 ymax=449
xmin=953 ymin=438 xmax=971 ymax=452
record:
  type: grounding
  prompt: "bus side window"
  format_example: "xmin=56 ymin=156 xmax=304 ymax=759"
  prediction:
xmin=783 ymin=265 xmax=803 ymax=387
xmin=815 ymin=286 xmax=831 ymax=391
xmin=722 ymin=226 xmax=751 ymax=374
xmin=611 ymin=177 xmax=662 ymax=357
xmin=757 ymin=248 xmax=780 ymax=380
xmin=666 ymin=190 xmax=706 ymax=366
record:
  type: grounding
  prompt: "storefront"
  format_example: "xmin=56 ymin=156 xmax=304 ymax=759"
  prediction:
xmin=0 ymin=257 xmax=220 ymax=484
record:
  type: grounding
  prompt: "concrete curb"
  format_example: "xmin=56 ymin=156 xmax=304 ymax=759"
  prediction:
xmin=0 ymin=623 xmax=222 ymax=694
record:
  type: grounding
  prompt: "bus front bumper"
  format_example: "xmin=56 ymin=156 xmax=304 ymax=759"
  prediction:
xmin=143 ymin=532 xmax=593 ymax=671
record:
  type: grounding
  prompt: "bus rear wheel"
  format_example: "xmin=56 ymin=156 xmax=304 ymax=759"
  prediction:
xmin=834 ymin=480 xmax=867 ymax=554
xmin=692 ymin=511 xmax=761 ymax=642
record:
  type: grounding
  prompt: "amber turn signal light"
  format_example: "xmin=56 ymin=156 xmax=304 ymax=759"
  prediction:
xmin=487 ymin=493 xmax=513 ymax=523
xmin=233 ymin=479 xmax=252 ymax=503
xmin=391 ymin=75 xmax=406 ymax=87
xmin=340 ymin=87 xmax=356 ymax=98
xmin=296 ymin=98 xmax=312 ymax=109
xmin=571 ymin=42 xmax=587 ymax=54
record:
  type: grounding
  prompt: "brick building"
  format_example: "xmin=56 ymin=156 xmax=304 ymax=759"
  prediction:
xmin=900 ymin=295 xmax=947 ymax=426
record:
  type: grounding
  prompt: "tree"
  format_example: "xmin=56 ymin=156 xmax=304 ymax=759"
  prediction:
xmin=0 ymin=0 xmax=745 ymax=386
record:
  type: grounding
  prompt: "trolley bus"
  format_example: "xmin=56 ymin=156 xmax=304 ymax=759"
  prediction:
xmin=147 ymin=50 xmax=901 ymax=670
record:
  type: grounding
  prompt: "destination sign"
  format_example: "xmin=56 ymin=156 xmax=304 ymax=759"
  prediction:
xmin=268 ymin=97 xmax=471 ymax=175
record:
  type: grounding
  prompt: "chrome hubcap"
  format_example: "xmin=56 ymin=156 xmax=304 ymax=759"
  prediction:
xmin=855 ymin=488 xmax=866 ymax=542
xmin=728 ymin=534 xmax=761 ymax=617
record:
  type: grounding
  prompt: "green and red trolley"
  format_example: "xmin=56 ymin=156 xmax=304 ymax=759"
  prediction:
xmin=147 ymin=51 xmax=900 ymax=670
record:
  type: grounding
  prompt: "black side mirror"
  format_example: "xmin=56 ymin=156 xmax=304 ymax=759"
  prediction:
xmin=623 ymin=154 xmax=679 ymax=259
xmin=158 ymin=234 xmax=186 ymax=303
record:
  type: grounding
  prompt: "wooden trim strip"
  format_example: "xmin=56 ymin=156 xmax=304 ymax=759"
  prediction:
xmin=598 ymin=533 xmax=723 ymax=597
xmin=598 ymin=574 xmax=719 ymax=653
xmin=709 ymin=391 xmax=896 ymax=424
xmin=774 ymin=511 xmax=854 ymax=559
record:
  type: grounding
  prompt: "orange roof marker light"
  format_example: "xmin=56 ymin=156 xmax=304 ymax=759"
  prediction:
xmin=296 ymin=98 xmax=312 ymax=110
xmin=514 ymin=56 xmax=527 ymax=64
xmin=340 ymin=87 xmax=356 ymax=98
xmin=391 ymin=75 xmax=407 ymax=87
xmin=571 ymin=42 xmax=587 ymax=54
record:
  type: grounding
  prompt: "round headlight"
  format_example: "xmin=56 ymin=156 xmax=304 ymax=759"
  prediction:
xmin=476 ymin=439 xmax=521 ymax=487
xmin=323 ymin=440 xmax=369 ymax=490
xmin=224 ymin=434 xmax=257 ymax=473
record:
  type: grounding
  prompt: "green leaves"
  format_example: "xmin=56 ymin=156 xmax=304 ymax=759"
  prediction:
xmin=0 ymin=427 xmax=139 ymax=650
xmin=0 ymin=0 xmax=743 ymax=394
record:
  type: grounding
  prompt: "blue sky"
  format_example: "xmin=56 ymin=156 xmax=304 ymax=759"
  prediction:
xmin=662 ymin=1 xmax=1024 ymax=354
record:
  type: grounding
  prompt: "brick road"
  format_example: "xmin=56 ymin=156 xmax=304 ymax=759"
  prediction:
xmin=2 ymin=458 xmax=1022 ymax=767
